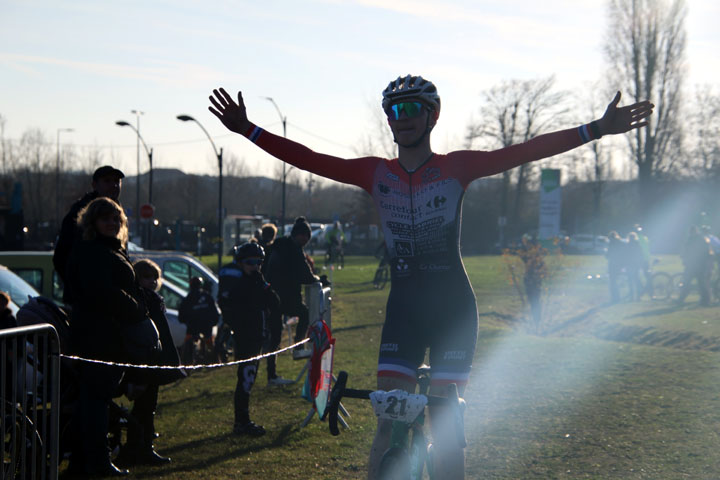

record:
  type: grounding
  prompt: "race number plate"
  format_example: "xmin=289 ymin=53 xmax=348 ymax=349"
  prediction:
xmin=315 ymin=344 xmax=334 ymax=418
xmin=370 ymin=389 xmax=427 ymax=423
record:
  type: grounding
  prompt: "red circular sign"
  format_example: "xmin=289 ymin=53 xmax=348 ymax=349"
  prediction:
xmin=140 ymin=204 xmax=155 ymax=219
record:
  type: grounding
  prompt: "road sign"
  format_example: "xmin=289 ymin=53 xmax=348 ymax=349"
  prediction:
xmin=140 ymin=203 xmax=155 ymax=219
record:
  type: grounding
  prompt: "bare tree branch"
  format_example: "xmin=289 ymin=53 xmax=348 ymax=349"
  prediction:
xmin=604 ymin=0 xmax=687 ymax=184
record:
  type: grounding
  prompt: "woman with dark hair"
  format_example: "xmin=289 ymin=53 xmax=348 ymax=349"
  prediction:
xmin=68 ymin=197 xmax=148 ymax=476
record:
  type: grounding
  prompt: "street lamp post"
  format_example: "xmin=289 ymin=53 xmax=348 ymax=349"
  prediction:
xmin=131 ymin=110 xmax=144 ymax=244
xmin=264 ymin=97 xmax=288 ymax=230
xmin=177 ymin=114 xmax=224 ymax=270
xmin=116 ymin=120 xmax=153 ymax=246
xmin=56 ymin=128 xmax=73 ymax=229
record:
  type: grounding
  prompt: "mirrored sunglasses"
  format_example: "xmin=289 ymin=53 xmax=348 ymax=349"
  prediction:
xmin=242 ymin=258 xmax=263 ymax=266
xmin=386 ymin=101 xmax=424 ymax=121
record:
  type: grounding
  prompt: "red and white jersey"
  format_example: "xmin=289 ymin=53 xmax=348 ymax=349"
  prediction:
xmin=244 ymin=123 xmax=595 ymax=282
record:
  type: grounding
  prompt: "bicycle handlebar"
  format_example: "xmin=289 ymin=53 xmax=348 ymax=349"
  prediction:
xmin=322 ymin=370 xmax=467 ymax=448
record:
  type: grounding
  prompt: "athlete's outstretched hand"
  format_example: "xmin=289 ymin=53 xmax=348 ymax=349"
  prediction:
xmin=209 ymin=88 xmax=251 ymax=134
xmin=597 ymin=91 xmax=654 ymax=136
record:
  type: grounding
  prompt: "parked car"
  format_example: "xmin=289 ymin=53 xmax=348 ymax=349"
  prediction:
xmin=0 ymin=251 xmax=64 ymax=305
xmin=0 ymin=264 xmax=42 ymax=315
xmin=0 ymin=252 xmax=190 ymax=347
xmin=154 ymin=279 xmax=189 ymax=348
xmin=128 ymin=250 xmax=219 ymax=298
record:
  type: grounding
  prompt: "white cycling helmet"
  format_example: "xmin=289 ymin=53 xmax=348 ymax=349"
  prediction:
xmin=382 ymin=75 xmax=441 ymax=113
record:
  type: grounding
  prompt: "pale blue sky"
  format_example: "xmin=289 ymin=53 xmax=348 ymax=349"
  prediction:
xmin=1 ymin=0 xmax=718 ymax=180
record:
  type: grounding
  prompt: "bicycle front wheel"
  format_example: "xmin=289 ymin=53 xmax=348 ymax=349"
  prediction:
xmin=378 ymin=447 xmax=410 ymax=480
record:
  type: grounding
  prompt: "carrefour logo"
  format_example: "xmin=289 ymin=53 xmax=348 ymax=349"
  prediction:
xmin=426 ymin=195 xmax=446 ymax=209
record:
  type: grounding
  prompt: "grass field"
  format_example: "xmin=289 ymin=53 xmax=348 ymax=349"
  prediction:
xmin=63 ymin=254 xmax=720 ymax=479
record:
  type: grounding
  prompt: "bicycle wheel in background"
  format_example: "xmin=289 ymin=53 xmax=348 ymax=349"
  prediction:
xmin=671 ymin=273 xmax=685 ymax=300
xmin=649 ymin=272 xmax=672 ymax=301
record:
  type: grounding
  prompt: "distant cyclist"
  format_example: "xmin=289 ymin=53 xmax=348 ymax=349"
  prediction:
xmin=209 ymin=75 xmax=653 ymax=479
xmin=324 ymin=221 xmax=345 ymax=267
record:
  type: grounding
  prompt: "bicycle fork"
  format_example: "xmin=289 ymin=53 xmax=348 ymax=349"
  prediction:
xmin=389 ymin=412 xmax=433 ymax=480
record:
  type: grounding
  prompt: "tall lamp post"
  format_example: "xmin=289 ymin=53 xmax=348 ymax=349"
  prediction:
xmin=177 ymin=114 xmax=224 ymax=270
xmin=116 ymin=120 xmax=154 ymax=247
xmin=130 ymin=110 xmax=144 ymax=243
xmin=263 ymin=97 xmax=288 ymax=230
xmin=56 ymin=127 xmax=73 ymax=228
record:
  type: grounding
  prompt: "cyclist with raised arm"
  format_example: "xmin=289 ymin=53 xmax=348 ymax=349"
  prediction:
xmin=209 ymin=76 xmax=653 ymax=479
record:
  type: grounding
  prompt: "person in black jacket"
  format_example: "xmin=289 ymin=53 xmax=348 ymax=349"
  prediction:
xmin=178 ymin=276 xmax=220 ymax=363
xmin=678 ymin=225 xmax=714 ymax=306
xmin=264 ymin=217 xmax=320 ymax=360
xmin=115 ymin=259 xmax=185 ymax=468
xmin=218 ymin=242 xmax=281 ymax=436
xmin=255 ymin=223 xmax=292 ymax=385
xmin=53 ymin=165 xmax=124 ymax=306
xmin=67 ymin=196 xmax=145 ymax=477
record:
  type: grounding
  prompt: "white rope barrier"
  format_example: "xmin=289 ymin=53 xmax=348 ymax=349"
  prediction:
xmin=59 ymin=338 xmax=310 ymax=370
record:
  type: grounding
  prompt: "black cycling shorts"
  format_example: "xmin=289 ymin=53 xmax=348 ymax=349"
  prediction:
xmin=377 ymin=277 xmax=477 ymax=389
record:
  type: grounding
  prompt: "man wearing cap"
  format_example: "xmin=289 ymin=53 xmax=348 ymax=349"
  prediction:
xmin=264 ymin=216 xmax=320 ymax=359
xmin=53 ymin=165 xmax=125 ymax=305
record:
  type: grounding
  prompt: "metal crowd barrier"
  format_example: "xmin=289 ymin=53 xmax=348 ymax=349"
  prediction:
xmin=1 ymin=323 xmax=60 ymax=480
xmin=306 ymin=282 xmax=332 ymax=329
xmin=284 ymin=282 xmax=332 ymax=346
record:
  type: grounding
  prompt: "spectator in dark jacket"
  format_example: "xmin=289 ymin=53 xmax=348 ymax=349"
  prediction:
xmin=626 ymin=231 xmax=645 ymax=301
xmin=255 ymin=223 xmax=290 ymax=384
xmin=678 ymin=225 xmax=714 ymax=306
xmin=258 ymin=223 xmax=278 ymax=272
xmin=606 ymin=231 xmax=627 ymax=303
xmin=53 ymin=165 xmax=124 ymax=305
xmin=218 ymin=242 xmax=281 ymax=436
xmin=67 ymin=196 xmax=145 ymax=477
xmin=115 ymin=259 xmax=185 ymax=468
xmin=264 ymin=217 xmax=320 ymax=360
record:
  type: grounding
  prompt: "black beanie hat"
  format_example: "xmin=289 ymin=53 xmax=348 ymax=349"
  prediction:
xmin=291 ymin=216 xmax=311 ymax=237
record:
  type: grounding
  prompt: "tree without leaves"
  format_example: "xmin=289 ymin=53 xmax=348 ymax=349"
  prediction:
xmin=354 ymin=98 xmax=397 ymax=159
xmin=571 ymin=84 xmax=618 ymax=225
xmin=0 ymin=114 xmax=9 ymax=178
xmin=604 ymin=0 xmax=687 ymax=187
xmin=0 ymin=115 xmax=13 ymax=200
xmin=687 ymin=86 xmax=720 ymax=181
xmin=15 ymin=129 xmax=54 ymax=231
xmin=465 ymin=76 xmax=568 ymax=243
